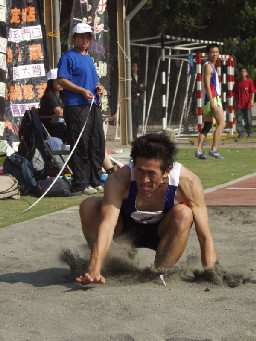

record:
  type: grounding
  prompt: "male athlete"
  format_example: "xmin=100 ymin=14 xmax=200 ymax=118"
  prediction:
xmin=77 ymin=132 xmax=217 ymax=285
xmin=195 ymin=43 xmax=226 ymax=160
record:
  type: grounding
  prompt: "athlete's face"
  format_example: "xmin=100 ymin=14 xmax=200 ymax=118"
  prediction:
xmin=134 ymin=157 xmax=170 ymax=196
xmin=72 ymin=33 xmax=92 ymax=53
xmin=207 ymin=47 xmax=219 ymax=63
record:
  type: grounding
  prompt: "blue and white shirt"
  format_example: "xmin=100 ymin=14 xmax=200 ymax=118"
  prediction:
xmin=121 ymin=161 xmax=181 ymax=224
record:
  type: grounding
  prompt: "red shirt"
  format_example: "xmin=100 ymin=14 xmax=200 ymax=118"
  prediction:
xmin=233 ymin=78 xmax=255 ymax=109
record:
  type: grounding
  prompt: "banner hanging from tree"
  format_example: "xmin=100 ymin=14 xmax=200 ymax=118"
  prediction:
xmin=69 ymin=0 xmax=109 ymax=114
xmin=2 ymin=0 xmax=49 ymax=146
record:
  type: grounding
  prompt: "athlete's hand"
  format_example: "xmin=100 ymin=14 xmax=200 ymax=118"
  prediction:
xmin=83 ymin=89 xmax=94 ymax=101
xmin=76 ymin=272 xmax=106 ymax=285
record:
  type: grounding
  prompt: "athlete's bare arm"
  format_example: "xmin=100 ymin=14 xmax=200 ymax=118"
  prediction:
xmin=204 ymin=63 xmax=217 ymax=113
xmin=76 ymin=166 xmax=131 ymax=285
xmin=176 ymin=166 xmax=217 ymax=267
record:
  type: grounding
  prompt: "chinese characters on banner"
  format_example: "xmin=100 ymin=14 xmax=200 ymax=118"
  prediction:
xmin=4 ymin=0 xmax=49 ymax=145
xmin=69 ymin=0 xmax=109 ymax=112
xmin=0 ymin=0 xmax=7 ymax=122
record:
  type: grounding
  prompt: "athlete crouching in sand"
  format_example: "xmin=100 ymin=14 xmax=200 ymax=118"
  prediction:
xmin=77 ymin=132 xmax=217 ymax=285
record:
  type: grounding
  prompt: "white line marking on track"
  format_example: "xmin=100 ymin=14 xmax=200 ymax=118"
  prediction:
xmin=226 ymin=187 xmax=256 ymax=190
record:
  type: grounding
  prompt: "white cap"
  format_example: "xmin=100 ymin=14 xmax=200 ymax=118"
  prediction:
xmin=72 ymin=23 xmax=92 ymax=34
xmin=47 ymin=68 xmax=58 ymax=80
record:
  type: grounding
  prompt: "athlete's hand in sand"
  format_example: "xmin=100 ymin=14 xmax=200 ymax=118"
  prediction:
xmin=76 ymin=272 xmax=106 ymax=285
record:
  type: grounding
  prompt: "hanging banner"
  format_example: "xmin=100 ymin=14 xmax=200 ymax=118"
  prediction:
xmin=0 ymin=0 xmax=7 ymax=123
xmin=69 ymin=0 xmax=109 ymax=113
xmin=3 ymin=0 xmax=50 ymax=146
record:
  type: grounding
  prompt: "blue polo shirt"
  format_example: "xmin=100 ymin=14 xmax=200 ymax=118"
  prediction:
xmin=57 ymin=49 xmax=99 ymax=106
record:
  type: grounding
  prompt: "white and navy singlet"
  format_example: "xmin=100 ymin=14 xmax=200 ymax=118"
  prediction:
xmin=121 ymin=161 xmax=181 ymax=224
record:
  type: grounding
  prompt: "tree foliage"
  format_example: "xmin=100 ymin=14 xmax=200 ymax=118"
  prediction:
xmin=126 ymin=0 xmax=256 ymax=78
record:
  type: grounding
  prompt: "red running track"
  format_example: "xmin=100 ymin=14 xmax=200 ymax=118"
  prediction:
xmin=204 ymin=174 xmax=256 ymax=207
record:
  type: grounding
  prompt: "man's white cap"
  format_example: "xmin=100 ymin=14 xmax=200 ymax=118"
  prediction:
xmin=72 ymin=23 xmax=92 ymax=34
xmin=47 ymin=68 xmax=58 ymax=80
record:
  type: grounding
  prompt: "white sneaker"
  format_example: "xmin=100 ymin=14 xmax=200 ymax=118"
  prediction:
xmin=82 ymin=186 xmax=98 ymax=195
xmin=95 ymin=185 xmax=104 ymax=193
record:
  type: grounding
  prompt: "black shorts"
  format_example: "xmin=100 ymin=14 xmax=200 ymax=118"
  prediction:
xmin=116 ymin=212 xmax=161 ymax=251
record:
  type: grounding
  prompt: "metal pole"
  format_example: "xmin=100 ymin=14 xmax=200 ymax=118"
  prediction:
xmin=125 ymin=0 xmax=148 ymax=142
xmin=144 ymin=56 xmax=161 ymax=133
xmin=142 ymin=46 xmax=149 ymax=131
xmin=53 ymin=0 xmax=61 ymax=66
xmin=168 ymin=61 xmax=183 ymax=126
xmin=178 ymin=62 xmax=191 ymax=136
xmin=165 ymin=47 xmax=171 ymax=128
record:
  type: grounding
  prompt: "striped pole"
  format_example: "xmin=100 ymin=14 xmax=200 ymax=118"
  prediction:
xmin=217 ymin=58 xmax=222 ymax=95
xmin=196 ymin=52 xmax=203 ymax=133
xmin=231 ymin=58 xmax=235 ymax=132
xmin=161 ymin=35 xmax=167 ymax=130
xmin=222 ymin=59 xmax=227 ymax=123
xmin=227 ymin=56 xmax=233 ymax=134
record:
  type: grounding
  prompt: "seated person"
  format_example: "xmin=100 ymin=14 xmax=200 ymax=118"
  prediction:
xmin=39 ymin=68 xmax=68 ymax=143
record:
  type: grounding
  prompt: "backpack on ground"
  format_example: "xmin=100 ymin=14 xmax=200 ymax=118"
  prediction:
xmin=36 ymin=177 xmax=81 ymax=197
xmin=18 ymin=109 xmax=49 ymax=180
xmin=0 ymin=174 xmax=20 ymax=199
xmin=3 ymin=154 xmax=37 ymax=195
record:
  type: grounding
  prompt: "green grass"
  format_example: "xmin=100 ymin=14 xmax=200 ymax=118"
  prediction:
xmin=0 ymin=147 xmax=256 ymax=228
xmin=176 ymin=147 xmax=256 ymax=189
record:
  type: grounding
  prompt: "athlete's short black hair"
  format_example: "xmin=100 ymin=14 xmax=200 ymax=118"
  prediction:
xmin=206 ymin=43 xmax=219 ymax=53
xmin=130 ymin=132 xmax=177 ymax=172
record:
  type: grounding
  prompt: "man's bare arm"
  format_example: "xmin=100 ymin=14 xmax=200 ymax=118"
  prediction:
xmin=204 ymin=64 xmax=217 ymax=112
xmin=178 ymin=166 xmax=217 ymax=267
xmin=57 ymin=77 xmax=94 ymax=101
xmin=251 ymin=92 xmax=255 ymax=107
xmin=76 ymin=167 xmax=130 ymax=285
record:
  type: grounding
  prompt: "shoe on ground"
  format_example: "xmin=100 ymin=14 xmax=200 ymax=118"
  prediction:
xmin=238 ymin=135 xmax=244 ymax=138
xmin=83 ymin=185 xmax=98 ymax=195
xmin=247 ymin=133 xmax=252 ymax=138
xmin=195 ymin=151 xmax=208 ymax=160
xmin=95 ymin=185 xmax=104 ymax=193
xmin=208 ymin=150 xmax=224 ymax=159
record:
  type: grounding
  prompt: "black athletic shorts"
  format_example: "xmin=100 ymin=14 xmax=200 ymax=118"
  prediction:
xmin=116 ymin=211 xmax=161 ymax=251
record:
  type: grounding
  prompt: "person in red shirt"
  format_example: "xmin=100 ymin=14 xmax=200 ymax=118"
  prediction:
xmin=233 ymin=67 xmax=255 ymax=138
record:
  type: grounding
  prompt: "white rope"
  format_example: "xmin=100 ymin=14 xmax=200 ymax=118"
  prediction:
xmin=117 ymin=40 xmax=131 ymax=62
xmin=23 ymin=99 xmax=95 ymax=213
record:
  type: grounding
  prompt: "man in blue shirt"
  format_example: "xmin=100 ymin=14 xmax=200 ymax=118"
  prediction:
xmin=57 ymin=23 xmax=105 ymax=195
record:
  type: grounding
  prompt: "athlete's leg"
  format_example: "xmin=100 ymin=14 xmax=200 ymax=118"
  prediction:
xmin=79 ymin=197 xmax=123 ymax=247
xmin=155 ymin=204 xmax=193 ymax=268
xmin=211 ymin=106 xmax=226 ymax=151
xmin=197 ymin=115 xmax=212 ymax=154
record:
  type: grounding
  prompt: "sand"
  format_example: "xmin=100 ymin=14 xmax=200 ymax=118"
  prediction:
xmin=0 ymin=206 xmax=256 ymax=341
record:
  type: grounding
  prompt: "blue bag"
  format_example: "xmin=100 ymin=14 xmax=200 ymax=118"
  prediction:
xmin=3 ymin=154 xmax=37 ymax=195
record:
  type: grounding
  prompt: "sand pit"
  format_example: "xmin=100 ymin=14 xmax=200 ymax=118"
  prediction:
xmin=0 ymin=206 xmax=255 ymax=341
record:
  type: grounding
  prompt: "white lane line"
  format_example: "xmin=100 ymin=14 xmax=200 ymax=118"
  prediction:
xmin=226 ymin=187 xmax=256 ymax=190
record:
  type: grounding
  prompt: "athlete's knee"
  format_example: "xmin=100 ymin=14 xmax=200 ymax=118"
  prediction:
xmin=217 ymin=119 xmax=226 ymax=130
xmin=200 ymin=121 xmax=212 ymax=136
xmin=172 ymin=204 xmax=193 ymax=232
xmin=79 ymin=197 xmax=101 ymax=226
